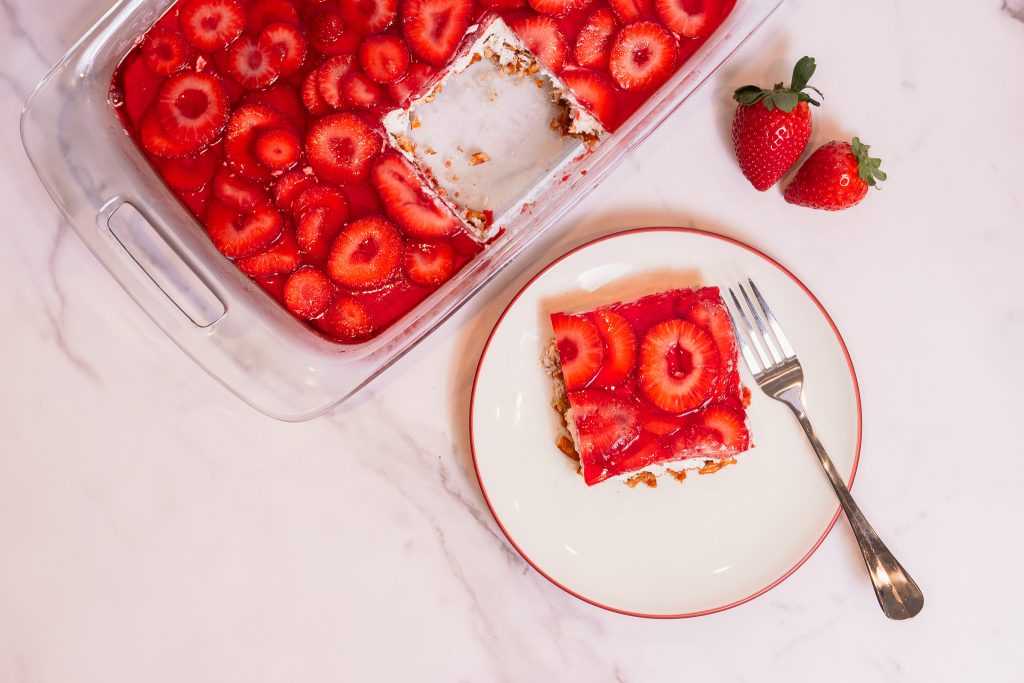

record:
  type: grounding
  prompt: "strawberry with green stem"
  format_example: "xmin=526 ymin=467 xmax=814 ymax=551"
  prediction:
xmin=731 ymin=56 xmax=823 ymax=191
xmin=784 ymin=137 xmax=886 ymax=211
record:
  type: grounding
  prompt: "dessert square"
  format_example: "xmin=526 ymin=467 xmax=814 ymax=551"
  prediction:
xmin=545 ymin=286 xmax=753 ymax=486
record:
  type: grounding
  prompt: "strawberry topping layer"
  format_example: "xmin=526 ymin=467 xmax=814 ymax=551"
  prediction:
xmin=112 ymin=0 xmax=733 ymax=343
xmin=551 ymin=287 xmax=751 ymax=485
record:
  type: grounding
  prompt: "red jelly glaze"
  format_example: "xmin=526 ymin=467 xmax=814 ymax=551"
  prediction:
xmin=553 ymin=287 xmax=751 ymax=485
xmin=110 ymin=0 xmax=733 ymax=344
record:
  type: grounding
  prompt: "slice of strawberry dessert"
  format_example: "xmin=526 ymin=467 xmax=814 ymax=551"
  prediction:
xmin=544 ymin=286 xmax=753 ymax=487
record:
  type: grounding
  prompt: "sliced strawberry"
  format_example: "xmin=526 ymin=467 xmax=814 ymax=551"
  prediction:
xmin=560 ymin=69 xmax=618 ymax=129
xmin=154 ymin=147 xmax=219 ymax=191
xmin=316 ymin=296 xmax=374 ymax=342
xmin=242 ymin=84 xmax=306 ymax=130
xmin=205 ymin=200 xmax=284 ymax=258
xmin=179 ymin=0 xmax=245 ymax=52
xmin=140 ymin=111 xmax=196 ymax=158
xmin=358 ymin=34 xmax=410 ymax=85
xmin=302 ymin=70 xmax=330 ymax=116
xmin=317 ymin=55 xmax=356 ymax=109
xmin=551 ymin=313 xmax=604 ymax=390
xmin=307 ymin=9 xmax=351 ymax=55
xmin=255 ymin=127 xmax=301 ymax=172
xmin=293 ymin=206 xmax=334 ymax=261
xmin=608 ymin=0 xmax=653 ymax=22
xmin=638 ymin=318 xmax=720 ymax=414
xmin=528 ymin=0 xmax=574 ymax=17
xmin=403 ymin=241 xmax=454 ymax=286
xmin=225 ymin=103 xmax=290 ymax=180
xmin=597 ymin=432 xmax=665 ymax=485
xmin=326 ymin=216 xmax=403 ymax=289
xmin=284 ymin=266 xmax=335 ymax=319
xmin=589 ymin=309 xmax=636 ymax=388
xmin=479 ymin=0 xmax=525 ymax=7
xmin=388 ymin=61 xmax=435 ymax=106
xmin=246 ymin=0 xmax=301 ymax=32
xmin=293 ymin=184 xmax=350 ymax=222
xmin=236 ymin=226 xmax=301 ymax=277
xmin=371 ymin=151 xmax=459 ymax=239
xmin=566 ymin=389 xmax=641 ymax=462
xmin=258 ymin=21 xmax=307 ymax=77
xmin=212 ymin=168 xmax=267 ymax=209
xmin=574 ymin=8 xmax=619 ymax=70
xmin=226 ymin=35 xmax=282 ymax=89
xmin=120 ymin=53 xmax=163 ymax=128
xmin=342 ymin=0 xmax=399 ymax=34
xmin=684 ymin=296 xmax=736 ymax=368
xmin=272 ymin=169 xmax=318 ymax=211
xmin=609 ymin=21 xmax=677 ymax=91
xmin=642 ymin=414 xmax=681 ymax=436
xmin=402 ymin=0 xmax=473 ymax=66
xmin=293 ymin=184 xmax=350 ymax=256
xmin=655 ymin=0 xmax=722 ymax=38
xmin=510 ymin=15 xmax=567 ymax=73
xmin=141 ymin=28 xmax=190 ymax=76
xmin=342 ymin=71 xmax=385 ymax=108
xmin=155 ymin=72 xmax=230 ymax=151
xmin=680 ymin=406 xmax=749 ymax=455
xmin=305 ymin=113 xmax=382 ymax=183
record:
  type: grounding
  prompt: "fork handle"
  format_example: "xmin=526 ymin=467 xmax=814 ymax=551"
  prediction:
xmin=784 ymin=396 xmax=924 ymax=620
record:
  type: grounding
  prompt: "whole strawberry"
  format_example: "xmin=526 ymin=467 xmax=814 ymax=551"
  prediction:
xmin=784 ymin=137 xmax=886 ymax=210
xmin=731 ymin=56 xmax=822 ymax=191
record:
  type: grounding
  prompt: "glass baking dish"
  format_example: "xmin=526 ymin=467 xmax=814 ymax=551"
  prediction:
xmin=21 ymin=0 xmax=781 ymax=421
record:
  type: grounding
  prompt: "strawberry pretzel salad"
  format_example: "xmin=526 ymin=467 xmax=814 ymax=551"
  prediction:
xmin=110 ymin=0 xmax=734 ymax=344
xmin=544 ymin=286 xmax=753 ymax=487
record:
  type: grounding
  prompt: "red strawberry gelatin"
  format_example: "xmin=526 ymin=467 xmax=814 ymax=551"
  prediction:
xmin=110 ymin=0 xmax=734 ymax=344
xmin=546 ymin=287 xmax=752 ymax=486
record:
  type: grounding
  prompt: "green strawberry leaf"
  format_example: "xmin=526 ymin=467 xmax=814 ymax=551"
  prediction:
xmin=733 ymin=85 xmax=768 ymax=105
xmin=851 ymin=137 xmax=886 ymax=188
xmin=773 ymin=90 xmax=799 ymax=113
xmin=790 ymin=56 xmax=816 ymax=92
xmin=798 ymin=92 xmax=821 ymax=106
xmin=732 ymin=58 xmax=822 ymax=111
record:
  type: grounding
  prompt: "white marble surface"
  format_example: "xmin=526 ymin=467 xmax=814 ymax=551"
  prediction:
xmin=2 ymin=0 xmax=1023 ymax=680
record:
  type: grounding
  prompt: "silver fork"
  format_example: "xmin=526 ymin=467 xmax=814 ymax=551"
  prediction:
xmin=727 ymin=279 xmax=924 ymax=620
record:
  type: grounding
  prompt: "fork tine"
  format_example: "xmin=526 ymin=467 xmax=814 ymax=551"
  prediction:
xmin=726 ymin=306 xmax=763 ymax=375
xmin=748 ymin=278 xmax=796 ymax=359
xmin=728 ymin=287 xmax=773 ymax=370
xmin=738 ymin=282 xmax=783 ymax=365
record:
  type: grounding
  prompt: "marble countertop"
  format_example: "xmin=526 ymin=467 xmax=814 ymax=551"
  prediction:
xmin=2 ymin=0 xmax=1023 ymax=680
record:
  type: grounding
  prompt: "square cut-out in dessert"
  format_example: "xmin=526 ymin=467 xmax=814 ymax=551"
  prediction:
xmin=383 ymin=17 xmax=606 ymax=240
xmin=544 ymin=286 xmax=753 ymax=487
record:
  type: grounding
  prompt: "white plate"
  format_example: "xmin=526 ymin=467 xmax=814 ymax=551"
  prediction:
xmin=470 ymin=228 xmax=861 ymax=618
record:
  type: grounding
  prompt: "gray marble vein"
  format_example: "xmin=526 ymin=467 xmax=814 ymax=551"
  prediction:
xmin=41 ymin=223 xmax=104 ymax=384
xmin=1003 ymin=0 xmax=1024 ymax=22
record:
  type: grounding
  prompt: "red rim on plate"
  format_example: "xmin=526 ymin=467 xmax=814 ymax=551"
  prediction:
xmin=469 ymin=227 xmax=862 ymax=619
